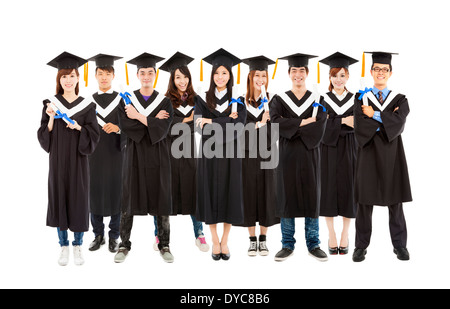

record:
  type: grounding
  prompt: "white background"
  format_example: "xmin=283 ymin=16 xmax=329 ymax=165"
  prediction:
xmin=0 ymin=0 xmax=448 ymax=289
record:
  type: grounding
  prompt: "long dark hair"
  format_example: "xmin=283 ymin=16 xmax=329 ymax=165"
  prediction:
xmin=56 ymin=68 xmax=80 ymax=95
xmin=165 ymin=66 xmax=196 ymax=109
xmin=205 ymin=64 xmax=234 ymax=111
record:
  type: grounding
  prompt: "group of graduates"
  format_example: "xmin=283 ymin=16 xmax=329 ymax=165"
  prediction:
xmin=37 ymin=48 xmax=412 ymax=266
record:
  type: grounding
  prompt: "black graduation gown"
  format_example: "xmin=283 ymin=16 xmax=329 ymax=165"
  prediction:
xmin=194 ymin=93 xmax=246 ymax=225
xmin=37 ymin=94 xmax=100 ymax=232
xmin=270 ymin=90 xmax=327 ymax=218
xmin=319 ymin=91 xmax=357 ymax=218
xmin=88 ymin=92 xmax=124 ymax=216
xmin=240 ymin=95 xmax=279 ymax=227
xmin=353 ymin=90 xmax=412 ymax=206
xmin=118 ymin=90 xmax=174 ymax=216
xmin=167 ymin=96 xmax=197 ymax=215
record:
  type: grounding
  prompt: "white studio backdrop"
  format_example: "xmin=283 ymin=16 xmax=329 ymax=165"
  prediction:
xmin=0 ymin=0 xmax=448 ymax=289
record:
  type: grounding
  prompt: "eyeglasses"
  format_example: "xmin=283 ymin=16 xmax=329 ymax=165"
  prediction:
xmin=372 ymin=67 xmax=390 ymax=73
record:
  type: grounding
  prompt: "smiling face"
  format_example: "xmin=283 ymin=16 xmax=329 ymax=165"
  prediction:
xmin=213 ymin=65 xmax=230 ymax=91
xmin=330 ymin=68 xmax=349 ymax=92
xmin=95 ymin=68 xmax=115 ymax=92
xmin=59 ymin=69 xmax=79 ymax=92
xmin=137 ymin=67 xmax=156 ymax=88
xmin=174 ymin=68 xmax=189 ymax=94
xmin=289 ymin=67 xmax=308 ymax=87
xmin=252 ymin=70 xmax=268 ymax=92
xmin=370 ymin=63 xmax=392 ymax=89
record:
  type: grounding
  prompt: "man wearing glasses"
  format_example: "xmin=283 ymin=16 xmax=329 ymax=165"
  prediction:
xmin=352 ymin=52 xmax=412 ymax=262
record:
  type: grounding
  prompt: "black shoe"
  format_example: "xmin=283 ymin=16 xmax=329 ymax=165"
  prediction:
xmin=109 ymin=238 xmax=119 ymax=253
xmin=352 ymin=248 xmax=367 ymax=262
xmin=211 ymin=244 xmax=221 ymax=261
xmin=220 ymin=243 xmax=230 ymax=260
xmin=309 ymin=247 xmax=328 ymax=261
xmin=274 ymin=248 xmax=294 ymax=261
xmin=89 ymin=235 xmax=105 ymax=251
xmin=338 ymin=239 xmax=349 ymax=255
xmin=394 ymin=247 xmax=410 ymax=261
xmin=328 ymin=240 xmax=338 ymax=255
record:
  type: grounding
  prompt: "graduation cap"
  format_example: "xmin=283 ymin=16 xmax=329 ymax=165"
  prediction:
xmin=47 ymin=51 xmax=87 ymax=70
xmin=319 ymin=52 xmax=358 ymax=69
xmin=202 ymin=48 xmax=241 ymax=68
xmin=87 ymin=53 xmax=122 ymax=68
xmin=126 ymin=52 xmax=165 ymax=88
xmin=126 ymin=52 xmax=165 ymax=70
xmin=279 ymin=53 xmax=317 ymax=68
xmin=242 ymin=55 xmax=276 ymax=71
xmin=365 ymin=51 xmax=398 ymax=65
xmin=159 ymin=51 xmax=194 ymax=73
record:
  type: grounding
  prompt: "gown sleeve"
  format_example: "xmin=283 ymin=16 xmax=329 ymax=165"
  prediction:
xmin=78 ymin=104 xmax=100 ymax=155
xmin=380 ymin=95 xmax=409 ymax=142
xmin=147 ymin=97 xmax=174 ymax=144
xmin=354 ymin=96 xmax=380 ymax=148
xmin=37 ymin=100 xmax=52 ymax=153
xmin=270 ymin=94 xmax=327 ymax=150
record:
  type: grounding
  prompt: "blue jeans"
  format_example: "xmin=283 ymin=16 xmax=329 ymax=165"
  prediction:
xmin=281 ymin=217 xmax=320 ymax=251
xmin=57 ymin=228 xmax=84 ymax=247
xmin=153 ymin=215 xmax=204 ymax=238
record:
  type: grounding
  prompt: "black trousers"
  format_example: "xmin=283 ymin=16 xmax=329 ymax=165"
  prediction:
xmin=90 ymin=213 xmax=121 ymax=240
xmin=355 ymin=203 xmax=407 ymax=249
xmin=118 ymin=212 xmax=170 ymax=251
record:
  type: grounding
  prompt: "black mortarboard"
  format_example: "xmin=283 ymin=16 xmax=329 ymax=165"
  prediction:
xmin=365 ymin=51 xmax=398 ymax=65
xmin=242 ymin=55 xmax=275 ymax=71
xmin=319 ymin=52 xmax=358 ymax=69
xmin=47 ymin=51 xmax=87 ymax=70
xmin=279 ymin=53 xmax=317 ymax=68
xmin=127 ymin=52 xmax=165 ymax=69
xmin=88 ymin=53 xmax=122 ymax=68
xmin=202 ymin=48 xmax=241 ymax=68
xmin=159 ymin=51 xmax=194 ymax=73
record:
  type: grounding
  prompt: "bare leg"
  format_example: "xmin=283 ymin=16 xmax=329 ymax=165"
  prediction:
xmin=260 ymin=225 xmax=268 ymax=236
xmin=209 ymin=224 xmax=220 ymax=254
xmin=220 ymin=223 xmax=231 ymax=254
xmin=248 ymin=226 xmax=256 ymax=237
xmin=340 ymin=217 xmax=351 ymax=248
xmin=325 ymin=217 xmax=337 ymax=248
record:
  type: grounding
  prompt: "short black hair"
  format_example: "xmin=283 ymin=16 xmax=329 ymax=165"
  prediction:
xmin=95 ymin=66 xmax=115 ymax=74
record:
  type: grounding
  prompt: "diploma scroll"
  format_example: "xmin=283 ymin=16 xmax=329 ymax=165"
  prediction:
xmin=48 ymin=102 xmax=75 ymax=125
xmin=360 ymin=78 xmax=369 ymax=106
xmin=261 ymin=85 xmax=269 ymax=112
xmin=231 ymin=85 xmax=239 ymax=113
xmin=312 ymin=83 xmax=320 ymax=118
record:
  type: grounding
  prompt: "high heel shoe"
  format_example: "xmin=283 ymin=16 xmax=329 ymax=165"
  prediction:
xmin=338 ymin=239 xmax=349 ymax=255
xmin=328 ymin=240 xmax=338 ymax=255
xmin=211 ymin=244 xmax=221 ymax=261
xmin=220 ymin=243 xmax=230 ymax=261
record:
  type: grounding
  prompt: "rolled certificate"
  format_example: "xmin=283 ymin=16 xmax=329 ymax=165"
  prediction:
xmin=231 ymin=85 xmax=239 ymax=113
xmin=312 ymin=83 xmax=320 ymax=118
xmin=261 ymin=85 xmax=269 ymax=112
xmin=48 ymin=102 xmax=75 ymax=125
xmin=360 ymin=78 xmax=369 ymax=106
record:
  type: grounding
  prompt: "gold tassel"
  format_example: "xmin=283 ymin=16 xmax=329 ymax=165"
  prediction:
xmin=361 ymin=52 xmax=365 ymax=78
xmin=317 ymin=61 xmax=320 ymax=84
xmin=272 ymin=58 xmax=278 ymax=79
xmin=237 ymin=63 xmax=241 ymax=84
xmin=84 ymin=62 xmax=88 ymax=87
xmin=153 ymin=68 xmax=159 ymax=88
xmin=125 ymin=63 xmax=129 ymax=86
xmin=200 ymin=59 xmax=203 ymax=82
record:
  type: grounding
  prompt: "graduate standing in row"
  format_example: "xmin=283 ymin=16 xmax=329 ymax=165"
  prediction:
xmin=195 ymin=48 xmax=246 ymax=261
xmin=240 ymin=56 xmax=279 ymax=256
xmin=38 ymin=52 xmax=100 ymax=266
xmin=157 ymin=52 xmax=209 ymax=252
xmin=270 ymin=53 xmax=328 ymax=262
xmin=352 ymin=52 xmax=412 ymax=262
xmin=87 ymin=54 xmax=124 ymax=253
xmin=318 ymin=52 xmax=358 ymax=255
xmin=114 ymin=53 xmax=175 ymax=263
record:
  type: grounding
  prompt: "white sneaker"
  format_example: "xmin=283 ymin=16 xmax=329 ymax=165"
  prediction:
xmin=153 ymin=236 xmax=159 ymax=251
xmin=73 ymin=245 xmax=85 ymax=266
xmin=195 ymin=235 xmax=210 ymax=252
xmin=58 ymin=246 xmax=69 ymax=266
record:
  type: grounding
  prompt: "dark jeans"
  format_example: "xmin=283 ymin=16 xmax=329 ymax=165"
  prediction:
xmin=90 ymin=213 xmax=120 ymax=240
xmin=280 ymin=217 xmax=320 ymax=251
xmin=118 ymin=212 xmax=170 ymax=251
xmin=355 ymin=203 xmax=407 ymax=249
